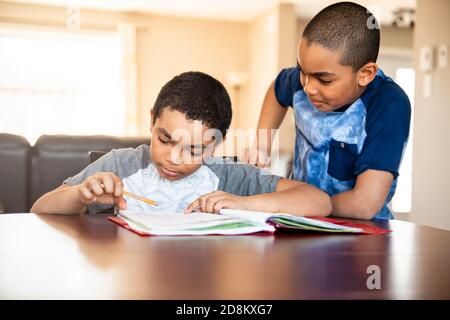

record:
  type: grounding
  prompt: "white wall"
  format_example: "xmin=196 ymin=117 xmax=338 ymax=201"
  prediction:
xmin=410 ymin=0 xmax=450 ymax=230
xmin=244 ymin=3 xmax=297 ymax=155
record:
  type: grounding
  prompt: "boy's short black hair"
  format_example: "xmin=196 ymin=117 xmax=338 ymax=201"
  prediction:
xmin=152 ymin=71 xmax=232 ymax=139
xmin=302 ymin=1 xmax=380 ymax=71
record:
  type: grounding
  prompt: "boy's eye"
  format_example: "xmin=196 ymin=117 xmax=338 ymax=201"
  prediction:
xmin=318 ymin=79 xmax=333 ymax=85
xmin=180 ymin=145 xmax=203 ymax=157
xmin=158 ymin=136 xmax=170 ymax=144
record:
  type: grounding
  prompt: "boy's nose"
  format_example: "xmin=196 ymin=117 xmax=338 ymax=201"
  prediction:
xmin=166 ymin=147 xmax=184 ymax=166
xmin=304 ymin=76 xmax=318 ymax=96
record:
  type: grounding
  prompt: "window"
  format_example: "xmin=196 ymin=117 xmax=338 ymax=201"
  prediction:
xmin=377 ymin=48 xmax=415 ymax=214
xmin=391 ymin=67 xmax=415 ymax=213
xmin=0 ymin=26 xmax=125 ymax=145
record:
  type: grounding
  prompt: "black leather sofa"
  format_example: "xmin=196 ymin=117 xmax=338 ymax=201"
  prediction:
xmin=0 ymin=133 xmax=149 ymax=213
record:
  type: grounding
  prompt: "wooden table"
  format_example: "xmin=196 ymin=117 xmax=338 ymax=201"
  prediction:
xmin=0 ymin=213 xmax=449 ymax=299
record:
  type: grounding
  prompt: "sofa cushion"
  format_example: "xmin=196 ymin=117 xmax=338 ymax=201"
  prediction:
xmin=0 ymin=133 xmax=31 ymax=213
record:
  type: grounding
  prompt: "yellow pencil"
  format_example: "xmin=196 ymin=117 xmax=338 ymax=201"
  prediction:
xmin=123 ymin=191 xmax=158 ymax=206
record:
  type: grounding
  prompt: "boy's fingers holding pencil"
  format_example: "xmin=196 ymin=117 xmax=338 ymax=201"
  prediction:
xmin=114 ymin=196 xmax=127 ymax=210
xmin=78 ymin=172 xmax=126 ymax=207
xmin=109 ymin=175 xmax=124 ymax=197
xmin=79 ymin=187 xmax=92 ymax=199
xmin=83 ymin=173 xmax=154 ymax=209
xmin=99 ymin=175 xmax=114 ymax=194
xmin=93 ymin=173 xmax=125 ymax=196
xmin=89 ymin=179 xmax=104 ymax=196
xmin=78 ymin=185 xmax=97 ymax=205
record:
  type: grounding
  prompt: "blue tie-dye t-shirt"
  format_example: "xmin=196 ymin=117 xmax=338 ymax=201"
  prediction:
xmin=275 ymin=67 xmax=411 ymax=219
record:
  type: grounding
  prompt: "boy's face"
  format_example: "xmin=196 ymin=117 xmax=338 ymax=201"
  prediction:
xmin=297 ymin=39 xmax=376 ymax=112
xmin=150 ymin=108 xmax=216 ymax=180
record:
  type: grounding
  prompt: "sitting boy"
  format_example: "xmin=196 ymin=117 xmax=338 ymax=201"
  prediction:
xmin=31 ymin=72 xmax=331 ymax=217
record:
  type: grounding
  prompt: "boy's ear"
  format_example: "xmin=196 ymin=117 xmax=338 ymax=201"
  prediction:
xmin=357 ymin=62 xmax=378 ymax=87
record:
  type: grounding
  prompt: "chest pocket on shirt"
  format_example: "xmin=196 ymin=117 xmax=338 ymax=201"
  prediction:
xmin=327 ymin=139 xmax=358 ymax=181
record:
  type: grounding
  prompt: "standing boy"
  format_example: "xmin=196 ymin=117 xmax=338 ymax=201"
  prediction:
xmin=243 ymin=2 xmax=411 ymax=220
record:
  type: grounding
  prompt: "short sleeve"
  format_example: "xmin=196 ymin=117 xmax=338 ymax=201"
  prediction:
xmin=274 ymin=67 xmax=303 ymax=107
xmin=64 ymin=150 xmax=119 ymax=186
xmin=63 ymin=150 xmax=119 ymax=214
xmin=354 ymin=83 xmax=411 ymax=178
xmin=206 ymin=160 xmax=282 ymax=196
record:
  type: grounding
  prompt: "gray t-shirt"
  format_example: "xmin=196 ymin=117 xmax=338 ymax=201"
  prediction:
xmin=64 ymin=144 xmax=282 ymax=214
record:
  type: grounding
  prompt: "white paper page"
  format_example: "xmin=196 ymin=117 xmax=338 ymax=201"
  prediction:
xmin=120 ymin=212 xmax=239 ymax=231
xmin=275 ymin=215 xmax=362 ymax=231
xmin=219 ymin=209 xmax=362 ymax=232
xmin=131 ymin=224 xmax=274 ymax=236
xmin=219 ymin=209 xmax=275 ymax=225
xmin=119 ymin=211 xmax=275 ymax=235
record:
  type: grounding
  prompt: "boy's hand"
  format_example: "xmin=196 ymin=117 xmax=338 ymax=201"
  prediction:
xmin=185 ymin=191 xmax=250 ymax=214
xmin=78 ymin=172 xmax=127 ymax=210
xmin=239 ymin=146 xmax=271 ymax=168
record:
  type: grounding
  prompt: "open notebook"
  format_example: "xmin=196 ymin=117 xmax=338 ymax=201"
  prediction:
xmin=109 ymin=209 xmax=390 ymax=236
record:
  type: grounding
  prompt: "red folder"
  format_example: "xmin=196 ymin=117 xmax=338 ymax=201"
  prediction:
xmin=109 ymin=216 xmax=151 ymax=236
xmin=109 ymin=215 xmax=391 ymax=236
xmin=310 ymin=216 xmax=391 ymax=235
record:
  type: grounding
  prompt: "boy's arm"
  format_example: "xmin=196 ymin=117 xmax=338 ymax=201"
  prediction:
xmin=330 ymin=169 xmax=393 ymax=220
xmin=30 ymin=172 xmax=127 ymax=214
xmin=247 ymin=178 xmax=332 ymax=216
xmin=185 ymin=178 xmax=332 ymax=217
xmin=242 ymin=81 xmax=288 ymax=167
xmin=330 ymin=82 xmax=411 ymax=220
xmin=30 ymin=184 xmax=89 ymax=214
